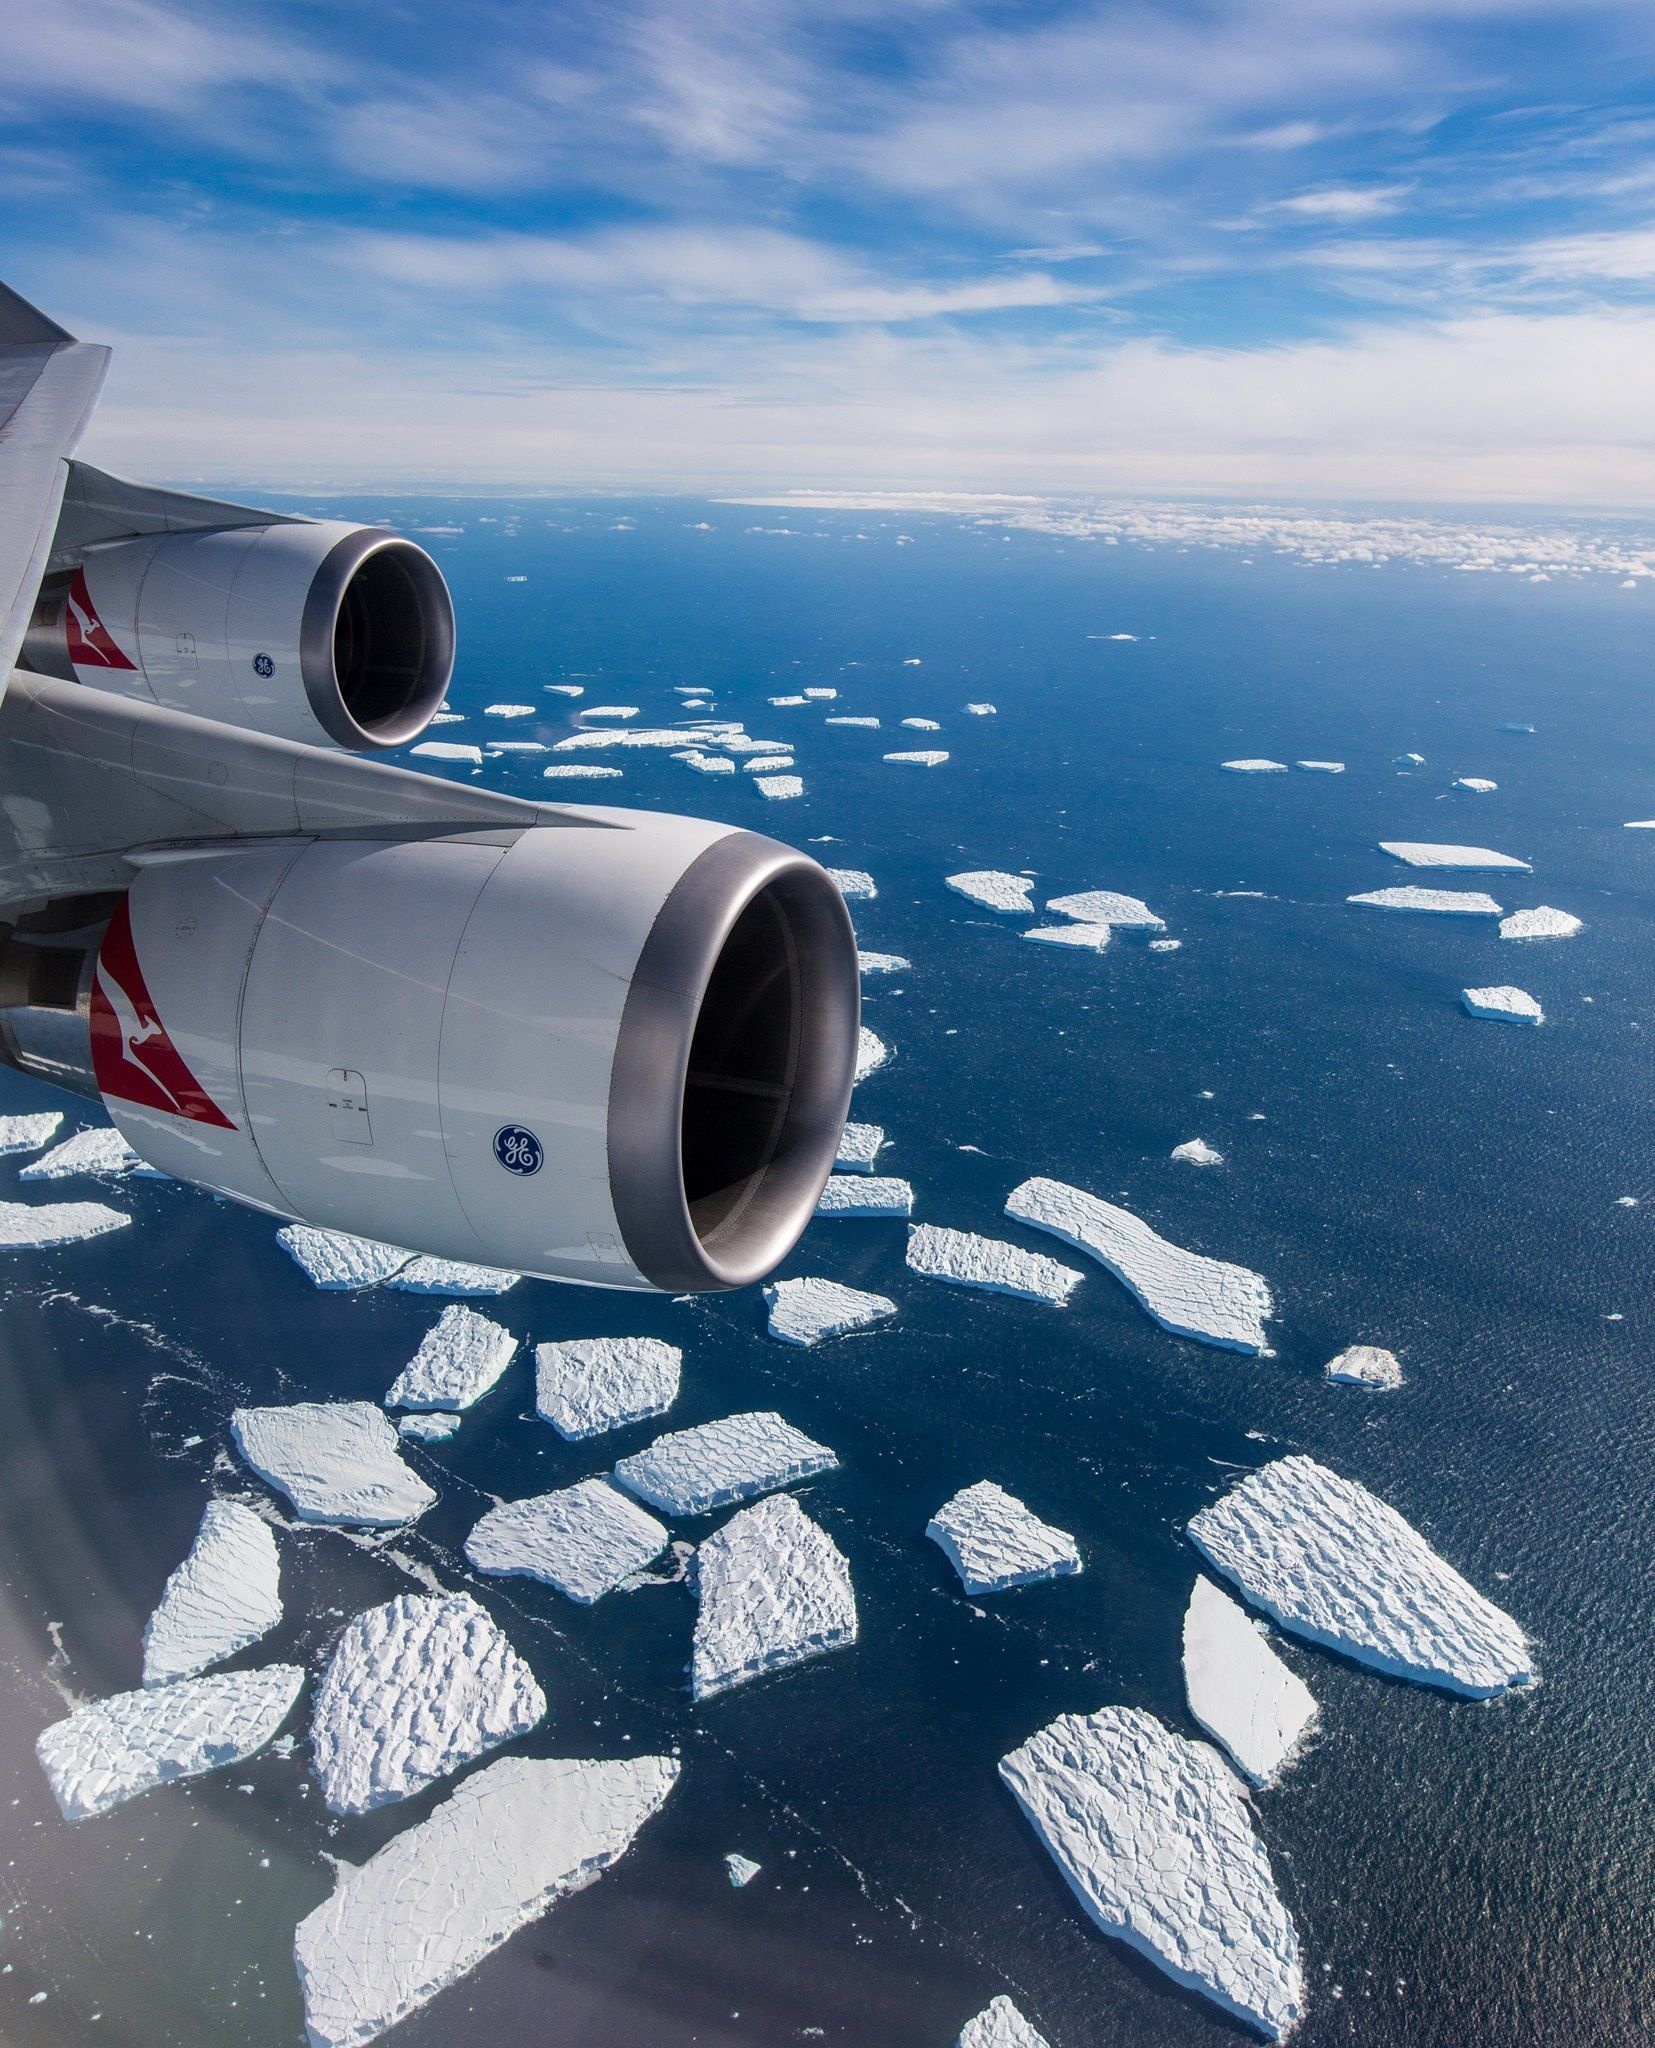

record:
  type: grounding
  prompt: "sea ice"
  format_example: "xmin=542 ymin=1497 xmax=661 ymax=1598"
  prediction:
xmin=1045 ymin=890 xmax=1164 ymax=927
xmin=466 ymin=1480 xmax=668 ymax=1603
xmin=1454 ymin=777 xmax=1497 ymax=793
xmin=826 ymin=715 xmax=880 ymax=728
xmin=1497 ymin=722 xmax=1533 ymax=734
xmin=1379 ymin=841 xmax=1530 ymax=870
xmin=276 ymin=1225 xmax=411 ymax=1289
xmin=1186 ymin=1454 xmax=1533 ymax=1695
xmin=1294 ymin=761 xmax=1344 ymax=774
xmin=1005 ymin=1177 xmax=1272 ymax=1353
xmin=38 ymin=1666 xmax=304 ymax=1823
xmin=311 ymin=1593 xmax=545 ymax=1815
xmin=547 ymin=683 xmax=585 ymax=696
xmin=613 ymin=1411 xmax=838 ymax=1516
xmin=858 ymin=949 xmax=908 ymax=974
xmin=1182 ymin=1576 xmax=1317 ymax=1787
xmin=725 ymin=1852 xmax=761 ymax=1887
xmin=1150 ymin=938 xmax=1182 ymax=952
xmin=999 ymin=1706 xmax=1303 ymax=2041
xmin=0 ymin=1199 xmax=130 ymax=1247
xmin=690 ymin=1494 xmax=857 ymax=1700
xmin=884 ymin=750 xmax=949 ymax=765
xmin=803 ymin=687 xmax=836 ymax=700
xmin=0 ymin=1110 xmax=61 ymax=1155
xmin=829 ymin=868 xmax=877 ymax=899
xmin=855 ymin=1026 xmax=890 ymax=1079
xmin=534 ymin=1335 xmax=682 ymax=1440
xmin=410 ymin=741 xmax=483 ymax=765
xmin=387 ymin=1255 xmax=519 ymax=1295
xmin=483 ymin=740 xmax=547 ymax=753
xmin=755 ymin=774 xmax=803 ymax=799
xmin=902 ymin=717 xmax=942 ymax=730
xmin=1171 ymin=1139 xmax=1224 ymax=1166
xmin=1394 ymin=751 xmax=1426 ymax=768
xmin=1024 ymin=923 xmax=1111 ymax=951
xmin=142 ymin=1499 xmax=282 ymax=1686
xmin=814 ymin=1175 xmax=913 ymax=1218
xmin=383 ymin=1305 xmax=517 ymax=1411
xmin=958 ymin=1996 xmax=1051 ymax=2048
xmin=946 ymin=870 xmax=1036 ymax=914
xmin=294 ymin=1754 xmax=678 ymax=2048
xmin=484 ymin=704 xmax=535 ymax=717
xmin=399 ymin=1412 xmax=461 ymax=1442
xmin=1221 ymin=759 xmax=1288 ymax=773
xmin=1324 ymin=1344 xmax=1403 ymax=1389
xmin=542 ymin=763 xmax=622 ymax=779
xmin=764 ymin=1276 xmax=896 ymax=1346
xmin=1348 ymin=887 xmax=1503 ymax=916
xmin=1462 ymin=985 xmax=1544 ymax=1024
xmin=1500 ymin=906 xmax=1582 ymax=940
xmin=578 ymin=705 xmax=638 ymax=719
xmin=926 ymin=1481 xmax=1080 ymax=1593
xmin=964 ymin=702 xmax=996 ymax=714
xmin=769 ymin=694 xmax=807 ymax=706
xmin=231 ymin=1402 xmax=437 ymax=1527
xmin=835 ymin=1121 xmax=885 ymax=1172
xmin=674 ymin=749 xmax=737 ymax=774
xmin=907 ymin=1222 xmax=1082 ymax=1305
xmin=744 ymin=753 xmax=794 ymax=771
xmin=19 ymin=1127 xmax=150 ymax=1179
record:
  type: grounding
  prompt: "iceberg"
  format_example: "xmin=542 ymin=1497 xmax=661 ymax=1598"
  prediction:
xmin=1462 ymin=984 xmax=1543 ymax=1024
xmin=725 ymin=1852 xmax=761 ymax=1887
xmin=1170 ymin=1139 xmax=1224 ymax=1166
xmin=613 ymin=1410 xmax=838 ymax=1516
xmin=1186 ymin=1454 xmax=1533 ymax=1695
xmin=1379 ymin=841 xmax=1530 ymax=870
xmin=545 ymin=683 xmax=584 ymax=695
xmin=964 ymin=702 xmax=996 ymax=714
xmin=542 ymin=763 xmax=622 ymax=779
xmin=483 ymin=703 xmax=535 ymax=717
xmin=926 ymin=1481 xmax=1080 ymax=1593
xmin=0 ymin=1110 xmax=62 ymax=1155
xmin=803 ymin=687 xmax=836 ymax=700
xmin=142 ymin=1499 xmax=282 ymax=1686
xmin=958 ymin=1997 xmax=1051 ymax=2048
xmin=386 ymin=1254 xmax=519 ymax=1294
xmin=1024 ymin=922 xmax=1111 ymax=952
xmin=1394 ymin=751 xmax=1426 ymax=768
xmin=855 ymin=1026 xmax=890 ymax=1079
xmin=20 ymin=1127 xmax=150 ymax=1179
xmin=946 ymin=870 xmax=1036 ymax=915
xmin=294 ymin=1753 xmax=678 ymax=2048
xmin=410 ymin=741 xmax=483 ymax=765
xmin=1044 ymin=890 xmax=1163 ymax=927
xmin=398 ymin=1411 xmax=460 ymax=1443
xmin=1221 ymin=759 xmax=1288 ymax=773
xmin=534 ymin=1335 xmax=681 ymax=1440
xmin=907 ymin=1222 xmax=1083 ymax=1306
xmin=1497 ymin=722 xmax=1534 ymax=733
xmin=1294 ymin=761 xmax=1344 ymax=774
xmin=884 ymin=750 xmax=949 ymax=765
xmin=857 ymin=950 xmax=908 ymax=975
xmin=0 ymin=1199 xmax=130 ymax=1247
xmin=483 ymin=740 xmax=547 ymax=754
xmin=814 ymin=1175 xmax=913 ymax=1219
xmin=1182 ymin=1577 xmax=1317 ymax=1788
xmin=902 ymin=717 xmax=941 ymax=730
xmin=311 ymin=1593 xmax=545 ymax=1815
xmin=231 ymin=1402 xmax=437 ymax=1527
xmin=825 ymin=715 xmax=880 ymax=728
xmin=1500 ymin=906 xmax=1582 ymax=940
xmin=835 ymin=1120 xmax=885 ymax=1172
xmin=466 ymin=1479 xmax=668 ymax=1604
xmin=744 ymin=752 xmax=794 ymax=772
xmin=769 ymin=694 xmax=807 ymax=705
xmin=999 ymin=1706 xmax=1304 ymax=2041
xmin=383 ymin=1304 xmax=517 ymax=1411
xmin=1324 ymin=1344 xmax=1402 ymax=1389
xmin=38 ymin=1665 xmax=304 ymax=1822
xmin=577 ymin=705 xmax=638 ymax=719
xmin=1454 ymin=777 xmax=1497 ymax=793
xmin=1149 ymin=937 xmax=1182 ymax=951
xmin=829 ymin=868 xmax=877 ymax=899
xmin=755 ymin=774 xmax=803 ymax=799
xmin=1005 ymin=1177 xmax=1272 ymax=1352
xmin=690 ymin=1494 xmax=857 ymax=1700
xmin=1348 ymin=887 xmax=1503 ymax=916
xmin=277 ymin=1225 xmax=411 ymax=1289
xmin=674 ymin=749 xmax=736 ymax=774
xmin=764 ymin=1275 xmax=896 ymax=1346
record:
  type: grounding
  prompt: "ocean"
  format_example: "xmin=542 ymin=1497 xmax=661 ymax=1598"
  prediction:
xmin=0 ymin=498 xmax=1650 ymax=2048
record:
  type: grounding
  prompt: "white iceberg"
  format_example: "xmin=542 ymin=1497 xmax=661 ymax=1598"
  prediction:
xmin=1170 ymin=1138 xmax=1224 ymax=1166
xmin=764 ymin=1276 xmax=896 ymax=1346
xmin=1005 ymin=1177 xmax=1272 ymax=1352
xmin=483 ymin=740 xmax=547 ymax=754
xmin=964 ymin=702 xmax=996 ymax=715
xmin=1379 ymin=841 xmax=1530 ymax=870
xmin=857 ymin=950 xmax=908 ymax=975
xmin=1324 ymin=1344 xmax=1402 ymax=1389
xmin=744 ymin=753 xmax=794 ymax=772
xmin=769 ymin=694 xmax=807 ymax=706
xmin=1221 ymin=759 xmax=1288 ymax=773
xmin=546 ymin=683 xmax=584 ymax=695
xmin=829 ymin=868 xmax=877 ymax=900
xmin=675 ymin=748 xmax=736 ymax=775
xmin=1294 ymin=761 xmax=1344 ymax=774
xmin=725 ymin=1851 xmax=762 ymax=1887
xmin=902 ymin=717 xmax=941 ymax=730
xmin=38 ymin=1665 xmax=303 ymax=1822
xmin=141 ymin=1499 xmax=282 ymax=1687
xmin=690 ymin=1494 xmax=857 ymax=1700
xmin=277 ymin=1226 xmax=412 ymax=1290
xmin=0 ymin=1199 xmax=130 ymax=1247
xmin=1500 ymin=906 xmax=1582 ymax=940
xmin=483 ymin=703 xmax=535 ymax=718
xmin=755 ymin=774 xmax=803 ymax=799
xmin=1462 ymin=984 xmax=1543 ymax=1024
xmin=1454 ymin=777 xmax=1497 ymax=793
xmin=466 ymin=1480 xmax=668 ymax=1604
xmin=814 ymin=1175 xmax=912 ymax=1219
xmin=1394 ymin=751 xmax=1426 ymax=768
xmin=614 ymin=1411 xmax=837 ymax=1516
xmin=803 ymin=687 xmax=836 ymax=700
xmin=1186 ymin=1454 xmax=1533 ymax=1696
xmin=578 ymin=705 xmax=638 ymax=720
xmin=1023 ymin=923 xmax=1111 ymax=952
xmin=543 ymin=763 xmax=622 ymax=779
xmin=927 ymin=1481 xmax=1080 ymax=1593
xmin=907 ymin=1223 xmax=1082 ymax=1306
xmin=1150 ymin=937 xmax=1182 ymax=951
xmin=387 ymin=1254 xmax=519 ymax=1295
xmin=294 ymin=1754 xmax=678 ymax=2048
xmin=884 ymin=750 xmax=949 ymax=766
xmin=947 ymin=870 xmax=1035 ymax=915
xmin=999 ymin=1706 xmax=1303 ymax=2041
xmin=410 ymin=741 xmax=483 ymax=765
xmin=826 ymin=715 xmax=880 ymax=728
xmin=20 ymin=1127 xmax=150 ymax=1180
xmin=835 ymin=1121 xmax=885 ymax=1172
xmin=1045 ymin=890 xmax=1164 ymax=928
xmin=1182 ymin=1576 xmax=1317 ymax=1788
xmin=398 ymin=1411 xmax=461 ymax=1443
xmin=1348 ymin=887 xmax=1503 ymax=916
xmin=958 ymin=1996 xmax=1051 ymax=2048
xmin=231 ymin=1402 xmax=437 ymax=1528
xmin=311 ymin=1592 xmax=545 ymax=1815
xmin=0 ymin=1110 xmax=62 ymax=1156
xmin=383 ymin=1304 xmax=517 ymax=1411
xmin=855 ymin=1026 xmax=890 ymax=1080
xmin=534 ymin=1335 xmax=681 ymax=1440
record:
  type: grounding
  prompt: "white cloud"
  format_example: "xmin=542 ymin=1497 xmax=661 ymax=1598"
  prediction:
xmin=1272 ymin=184 xmax=1411 ymax=219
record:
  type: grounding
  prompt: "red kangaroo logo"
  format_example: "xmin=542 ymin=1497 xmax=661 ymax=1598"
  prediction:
xmin=90 ymin=899 xmax=235 ymax=1128
xmin=64 ymin=567 xmax=137 ymax=671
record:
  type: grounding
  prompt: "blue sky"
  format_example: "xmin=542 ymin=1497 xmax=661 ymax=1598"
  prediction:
xmin=3 ymin=0 xmax=1654 ymax=501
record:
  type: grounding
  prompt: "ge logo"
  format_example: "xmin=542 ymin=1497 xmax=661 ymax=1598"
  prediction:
xmin=493 ymin=1124 xmax=543 ymax=1176
xmin=252 ymin=652 xmax=275 ymax=679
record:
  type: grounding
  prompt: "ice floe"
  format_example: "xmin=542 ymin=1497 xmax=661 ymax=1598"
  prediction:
xmin=142 ymin=1499 xmax=282 ymax=1686
xmin=277 ymin=1225 xmax=411 ymax=1289
xmin=547 ymin=683 xmax=585 ymax=696
xmin=398 ymin=1412 xmax=461 ymax=1443
xmin=1500 ymin=906 xmax=1582 ymax=940
xmin=906 ymin=1223 xmax=1083 ymax=1305
xmin=835 ymin=1121 xmax=885 ymax=1172
xmin=0 ymin=1110 xmax=62 ymax=1155
xmin=311 ymin=1593 xmax=545 ymax=1815
xmin=885 ymin=750 xmax=949 ymax=766
xmin=1005 ymin=1177 xmax=1272 ymax=1353
xmin=1394 ymin=751 xmax=1426 ymax=768
xmin=999 ymin=1706 xmax=1303 ymax=2041
xmin=294 ymin=1754 xmax=678 ymax=2048
xmin=855 ymin=1026 xmax=890 ymax=1079
xmin=1024 ymin=923 xmax=1111 ymax=951
xmin=534 ymin=1335 xmax=681 ymax=1440
xmin=690 ymin=1494 xmax=857 ymax=1700
xmin=0 ymin=1199 xmax=130 ymax=1247
xmin=958 ymin=1996 xmax=1051 ymax=2048
xmin=755 ymin=774 xmax=803 ymax=799
xmin=1324 ymin=1344 xmax=1402 ymax=1389
xmin=387 ymin=1255 xmax=519 ymax=1295
xmin=826 ymin=715 xmax=880 ymax=728
xmin=829 ymin=868 xmax=877 ymax=899
xmin=1187 ymin=1454 xmax=1533 ymax=1695
xmin=1462 ymin=984 xmax=1544 ymax=1024
xmin=578 ymin=705 xmax=638 ymax=720
xmin=764 ymin=1276 xmax=896 ymax=1346
xmin=614 ymin=1411 xmax=837 ymax=1516
xmin=483 ymin=704 xmax=535 ymax=718
xmin=38 ymin=1665 xmax=304 ymax=1822
xmin=1171 ymin=1139 xmax=1224 ymax=1166
xmin=769 ymin=694 xmax=807 ymax=706
xmin=725 ymin=1852 xmax=762 ymax=1887
xmin=815 ymin=1175 xmax=913 ymax=1218
xmin=411 ymin=741 xmax=483 ymax=765
xmin=1348 ymin=887 xmax=1503 ymax=916
xmin=1182 ymin=1577 xmax=1317 ymax=1788
xmin=1222 ymin=759 xmax=1288 ymax=774
xmin=675 ymin=749 xmax=737 ymax=774
xmin=1150 ymin=937 xmax=1182 ymax=951
xmin=744 ymin=752 xmax=794 ymax=772
xmin=543 ymin=763 xmax=622 ymax=779
xmin=803 ymin=687 xmax=836 ymax=700
xmin=20 ymin=1127 xmax=150 ymax=1179
xmin=1454 ymin=777 xmax=1497 ymax=793
xmin=231 ymin=1402 xmax=437 ymax=1527
xmin=858 ymin=950 xmax=909 ymax=974
xmin=1294 ymin=761 xmax=1344 ymax=774
xmin=1380 ymin=841 xmax=1529 ymax=870
xmin=466 ymin=1480 xmax=668 ymax=1603
xmin=384 ymin=1305 xmax=517 ymax=1411
xmin=927 ymin=1481 xmax=1080 ymax=1593
xmin=964 ymin=702 xmax=996 ymax=715
xmin=902 ymin=717 xmax=941 ymax=730
xmin=1045 ymin=890 xmax=1163 ymax=927
xmin=947 ymin=870 xmax=1035 ymax=915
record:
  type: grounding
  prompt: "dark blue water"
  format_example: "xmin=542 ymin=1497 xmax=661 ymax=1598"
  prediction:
xmin=0 ymin=503 xmax=1650 ymax=2048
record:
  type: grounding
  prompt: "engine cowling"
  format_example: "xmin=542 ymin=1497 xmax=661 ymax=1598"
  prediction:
xmin=75 ymin=813 xmax=859 ymax=1292
xmin=24 ymin=521 xmax=454 ymax=751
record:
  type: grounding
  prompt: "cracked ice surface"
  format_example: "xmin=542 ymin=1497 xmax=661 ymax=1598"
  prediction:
xmin=466 ymin=1480 xmax=668 ymax=1604
xmin=999 ymin=1706 xmax=1304 ymax=2041
xmin=907 ymin=1223 xmax=1082 ymax=1305
xmin=384 ymin=1305 xmax=517 ymax=1411
xmin=764 ymin=1276 xmax=896 ymax=1346
xmin=0 ymin=1110 xmax=62 ymax=1155
xmin=387 ymin=1255 xmax=520 ymax=1295
xmin=1044 ymin=891 xmax=1164 ymax=928
xmin=231 ymin=1402 xmax=436 ymax=1527
xmin=294 ymin=1754 xmax=678 ymax=2048
xmin=829 ymin=868 xmax=877 ymax=899
xmin=142 ymin=1499 xmax=282 ymax=1686
xmin=20 ymin=1127 xmax=151 ymax=1179
xmin=756 ymin=774 xmax=803 ymax=799
xmin=535 ymin=1336 xmax=681 ymax=1440
xmin=277 ymin=1226 xmax=412 ymax=1290
xmin=0 ymin=1200 xmax=130 ymax=1247
xmin=311 ymin=1593 xmax=545 ymax=1814
xmin=1380 ymin=841 xmax=1529 ymax=870
xmin=927 ymin=1481 xmax=1080 ymax=1594
xmin=1182 ymin=1576 xmax=1317 ymax=1787
xmin=814 ymin=1175 xmax=913 ymax=1218
xmin=1187 ymin=1455 xmax=1533 ymax=1696
xmin=835 ymin=1121 xmax=885 ymax=1172
xmin=37 ymin=1666 xmax=303 ymax=1822
xmin=946 ymin=871 xmax=1035 ymax=914
xmin=958 ymin=1996 xmax=1052 ymax=2048
xmin=614 ymin=1411 xmax=837 ymax=1516
xmin=690 ymin=1494 xmax=857 ymax=1700
xmin=1005 ymin=1178 xmax=1272 ymax=1352
xmin=1348 ymin=887 xmax=1503 ymax=916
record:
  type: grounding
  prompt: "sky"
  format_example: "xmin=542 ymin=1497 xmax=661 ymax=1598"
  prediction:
xmin=3 ymin=0 xmax=1655 ymax=503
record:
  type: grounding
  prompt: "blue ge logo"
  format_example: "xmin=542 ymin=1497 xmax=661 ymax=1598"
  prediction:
xmin=493 ymin=1124 xmax=543 ymax=1176
xmin=252 ymin=652 xmax=275 ymax=678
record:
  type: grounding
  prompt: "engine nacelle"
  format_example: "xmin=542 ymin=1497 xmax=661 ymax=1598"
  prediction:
xmin=61 ymin=814 xmax=858 ymax=1292
xmin=24 ymin=521 xmax=454 ymax=751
